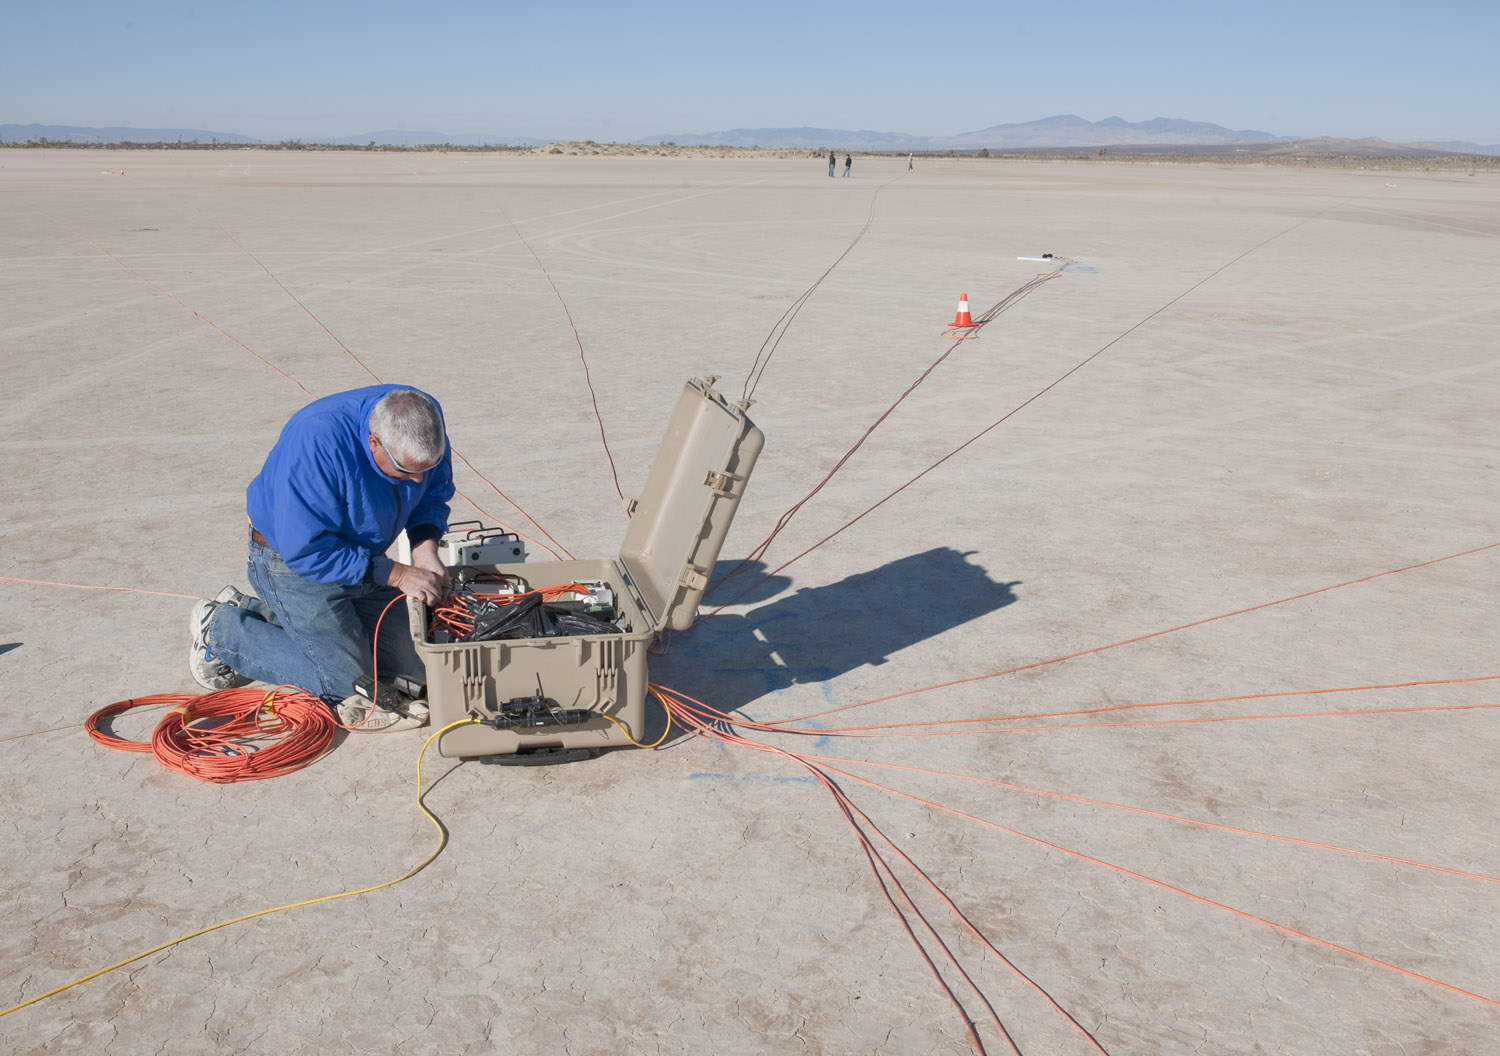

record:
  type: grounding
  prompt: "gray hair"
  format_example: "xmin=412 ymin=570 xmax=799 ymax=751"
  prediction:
xmin=369 ymin=389 xmax=446 ymax=467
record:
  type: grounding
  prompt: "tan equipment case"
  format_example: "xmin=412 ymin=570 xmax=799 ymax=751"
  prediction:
xmin=412 ymin=378 xmax=764 ymax=760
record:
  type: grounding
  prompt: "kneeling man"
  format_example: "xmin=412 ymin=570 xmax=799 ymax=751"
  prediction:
xmin=189 ymin=386 xmax=454 ymax=731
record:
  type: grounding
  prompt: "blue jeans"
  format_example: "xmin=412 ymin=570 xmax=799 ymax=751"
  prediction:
xmin=207 ymin=537 xmax=425 ymax=703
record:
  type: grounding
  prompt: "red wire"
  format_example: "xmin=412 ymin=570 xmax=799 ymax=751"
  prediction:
xmin=651 ymin=683 xmax=1104 ymax=1054
xmin=818 ymin=757 xmax=1500 ymax=1011
xmin=718 ymin=194 xmax=1377 ymax=607
xmin=652 ymin=676 xmax=1500 ymax=1035
xmin=717 ymin=271 xmax=1061 ymax=595
xmin=495 ymin=204 xmax=625 ymax=507
xmin=761 ymin=543 xmax=1500 ymax=728
xmin=806 ymin=751 xmax=1500 ymax=886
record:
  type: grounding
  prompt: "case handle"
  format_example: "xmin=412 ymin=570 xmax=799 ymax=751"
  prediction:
xmin=703 ymin=470 xmax=738 ymax=495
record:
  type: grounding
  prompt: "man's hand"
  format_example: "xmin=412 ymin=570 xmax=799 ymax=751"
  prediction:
xmin=387 ymin=561 xmax=451 ymax=606
xmin=410 ymin=538 xmax=448 ymax=579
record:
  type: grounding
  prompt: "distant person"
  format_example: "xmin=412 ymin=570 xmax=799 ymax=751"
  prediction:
xmin=908 ymin=153 xmax=914 ymax=171
xmin=828 ymin=150 xmax=836 ymax=177
xmin=843 ymin=154 xmax=852 ymax=177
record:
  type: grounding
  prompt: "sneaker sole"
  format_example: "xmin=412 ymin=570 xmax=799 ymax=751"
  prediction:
xmin=189 ymin=598 xmax=251 ymax=691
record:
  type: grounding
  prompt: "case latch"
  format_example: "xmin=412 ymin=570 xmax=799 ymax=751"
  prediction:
xmin=679 ymin=567 xmax=708 ymax=591
xmin=703 ymin=470 xmax=736 ymax=495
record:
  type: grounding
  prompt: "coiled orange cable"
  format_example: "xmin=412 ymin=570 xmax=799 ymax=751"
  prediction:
xmin=87 ymin=687 xmax=338 ymax=783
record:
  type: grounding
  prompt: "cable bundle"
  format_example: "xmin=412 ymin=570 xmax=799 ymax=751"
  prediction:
xmin=87 ymin=687 xmax=338 ymax=783
xmin=429 ymin=582 xmax=617 ymax=642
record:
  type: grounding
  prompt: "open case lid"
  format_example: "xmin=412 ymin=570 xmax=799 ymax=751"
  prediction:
xmin=618 ymin=377 xmax=765 ymax=632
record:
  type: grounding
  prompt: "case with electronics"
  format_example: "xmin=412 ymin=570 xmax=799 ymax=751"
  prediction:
xmin=411 ymin=377 xmax=764 ymax=760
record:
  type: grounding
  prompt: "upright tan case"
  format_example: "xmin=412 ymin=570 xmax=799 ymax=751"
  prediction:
xmin=411 ymin=377 xmax=764 ymax=759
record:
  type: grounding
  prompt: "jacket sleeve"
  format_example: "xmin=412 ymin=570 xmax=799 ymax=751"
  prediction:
xmin=406 ymin=449 xmax=455 ymax=541
xmin=269 ymin=447 xmax=376 ymax=585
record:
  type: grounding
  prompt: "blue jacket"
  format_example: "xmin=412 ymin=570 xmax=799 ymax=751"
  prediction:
xmin=247 ymin=386 xmax=455 ymax=586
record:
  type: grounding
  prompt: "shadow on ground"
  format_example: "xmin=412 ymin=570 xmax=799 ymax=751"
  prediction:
xmin=651 ymin=547 xmax=1019 ymax=729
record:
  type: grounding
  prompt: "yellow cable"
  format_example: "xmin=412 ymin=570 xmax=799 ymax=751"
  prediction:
xmin=0 ymin=717 xmax=477 ymax=1019
xmin=600 ymin=688 xmax=673 ymax=748
xmin=5 ymin=690 xmax=678 ymax=1017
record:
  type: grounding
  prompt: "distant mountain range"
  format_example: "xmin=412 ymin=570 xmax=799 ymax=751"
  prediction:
xmin=3 ymin=117 xmax=1496 ymax=156
xmin=640 ymin=115 xmax=1284 ymax=151
xmin=0 ymin=123 xmax=263 ymax=144
xmin=0 ymin=123 xmax=548 ymax=148
xmin=639 ymin=116 xmax=1500 ymax=156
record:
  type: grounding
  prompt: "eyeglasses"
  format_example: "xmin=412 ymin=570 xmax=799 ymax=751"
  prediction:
xmin=373 ymin=434 xmax=429 ymax=476
xmin=387 ymin=448 xmax=425 ymax=476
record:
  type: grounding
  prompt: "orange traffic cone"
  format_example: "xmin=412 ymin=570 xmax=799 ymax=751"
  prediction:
xmin=943 ymin=292 xmax=979 ymax=338
xmin=950 ymin=293 xmax=976 ymax=327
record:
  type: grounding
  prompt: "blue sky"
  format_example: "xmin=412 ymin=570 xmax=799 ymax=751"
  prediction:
xmin=4 ymin=0 xmax=1496 ymax=144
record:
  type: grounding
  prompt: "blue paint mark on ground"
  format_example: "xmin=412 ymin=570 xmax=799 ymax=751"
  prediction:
xmin=799 ymin=717 xmax=836 ymax=751
xmin=706 ymin=665 xmax=841 ymax=750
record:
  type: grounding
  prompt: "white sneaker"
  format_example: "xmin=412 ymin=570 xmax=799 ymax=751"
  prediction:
xmin=338 ymin=696 xmax=430 ymax=733
xmin=214 ymin=585 xmax=252 ymax=608
xmin=188 ymin=598 xmax=252 ymax=691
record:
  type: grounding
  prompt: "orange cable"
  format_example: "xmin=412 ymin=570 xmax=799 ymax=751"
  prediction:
xmin=428 ymin=582 xmax=594 ymax=639
xmin=670 ymin=674 xmax=1500 ymax=1012
xmin=657 ymin=680 xmax=1500 ymax=1016
xmin=742 ymin=170 xmax=909 ymax=401
xmin=654 ymin=683 xmax=1106 ymax=1052
xmin=214 ymin=222 xmax=382 ymax=383
xmin=841 ymin=801 xmax=1011 ymax=1056
xmin=764 ymin=543 xmax=1500 ymax=726
xmin=59 ymin=214 xmax=573 ymax=564
xmin=894 ymin=699 xmax=1500 ymax=738
xmin=495 ymin=204 xmax=625 ymax=506
xmin=715 ymin=272 xmax=1061 ymax=594
xmin=44 ymin=217 xmax=318 ymax=399
xmin=0 ymin=576 xmax=196 ymax=599
xmin=449 ymin=453 xmax=574 ymax=560
xmin=822 ymin=764 xmax=1106 ymax=1055
xmin=691 ymin=696 xmax=1500 ymax=743
xmin=714 ymin=192 xmax=1380 ymax=611
xmin=809 ymin=752 xmax=1500 ymax=887
xmin=775 ymin=675 xmax=1500 ymax=735
xmin=88 ymin=687 xmax=337 ymax=783
xmin=817 ymin=760 xmax=1500 ymax=1009
xmin=87 ymin=594 xmax=418 ymax=765
xmin=658 ymin=689 xmax=1009 ymax=1053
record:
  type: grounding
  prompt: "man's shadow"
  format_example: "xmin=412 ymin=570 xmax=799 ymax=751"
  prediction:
xmin=650 ymin=547 xmax=1019 ymax=730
